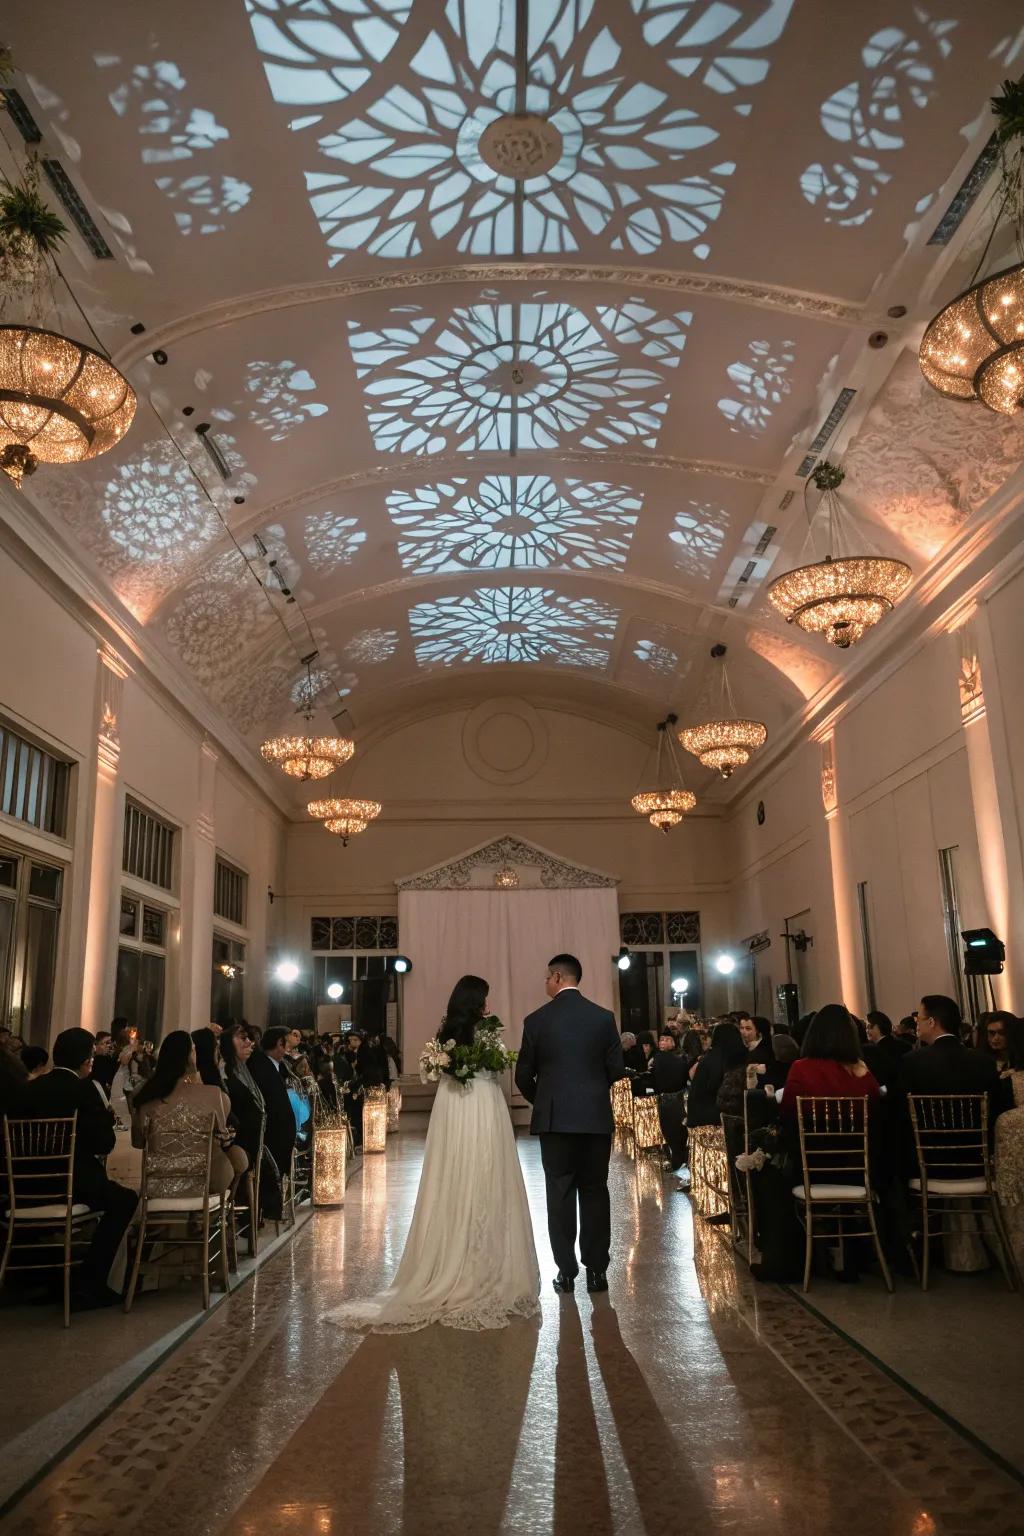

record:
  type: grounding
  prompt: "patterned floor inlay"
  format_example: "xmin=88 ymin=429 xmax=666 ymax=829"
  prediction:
xmin=4 ymin=1137 xmax=1021 ymax=1535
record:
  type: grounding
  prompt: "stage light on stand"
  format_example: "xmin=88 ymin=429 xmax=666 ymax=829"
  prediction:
xmin=616 ymin=947 xmax=632 ymax=972
xmin=671 ymin=977 xmax=689 ymax=998
xmin=274 ymin=959 xmax=300 ymax=984
xmin=714 ymin=954 xmax=736 ymax=976
xmin=392 ymin=955 xmax=412 ymax=975
xmin=327 ymin=981 xmax=344 ymax=1001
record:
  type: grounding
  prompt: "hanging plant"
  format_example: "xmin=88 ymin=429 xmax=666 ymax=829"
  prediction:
xmin=0 ymin=159 xmax=68 ymax=302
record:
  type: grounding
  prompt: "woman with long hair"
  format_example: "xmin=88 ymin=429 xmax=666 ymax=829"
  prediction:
xmin=132 ymin=1031 xmax=248 ymax=1194
xmin=191 ymin=1027 xmax=224 ymax=1089
xmin=779 ymin=1004 xmax=880 ymax=1120
xmin=325 ymin=973 xmax=539 ymax=1332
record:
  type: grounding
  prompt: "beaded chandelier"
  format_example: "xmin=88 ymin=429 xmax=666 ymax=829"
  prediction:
xmin=920 ymin=80 xmax=1024 ymax=415
xmin=631 ymin=715 xmax=697 ymax=832
xmin=308 ymin=797 xmax=382 ymax=847
xmin=679 ymin=646 xmax=767 ymax=779
xmin=766 ymin=462 xmax=911 ymax=649
xmin=260 ymin=655 xmax=355 ymax=781
xmin=494 ymin=865 xmax=520 ymax=889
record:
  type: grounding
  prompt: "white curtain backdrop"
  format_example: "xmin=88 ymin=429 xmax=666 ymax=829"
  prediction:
xmin=398 ymin=887 xmax=619 ymax=1075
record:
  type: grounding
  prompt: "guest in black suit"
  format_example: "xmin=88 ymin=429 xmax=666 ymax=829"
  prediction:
xmin=89 ymin=1031 xmax=118 ymax=1096
xmin=247 ymin=1027 xmax=297 ymax=1187
xmin=16 ymin=1027 xmax=137 ymax=1307
xmin=901 ymin=995 xmax=1007 ymax=1173
xmin=737 ymin=1014 xmax=779 ymax=1085
xmin=515 ymin=953 xmax=625 ymax=1294
xmin=863 ymin=1011 xmax=909 ymax=1087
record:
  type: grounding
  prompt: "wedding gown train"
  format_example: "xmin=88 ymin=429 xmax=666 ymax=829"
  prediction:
xmin=325 ymin=1070 xmax=541 ymax=1332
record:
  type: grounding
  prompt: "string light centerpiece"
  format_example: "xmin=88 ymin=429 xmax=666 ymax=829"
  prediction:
xmin=920 ymin=77 xmax=1024 ymax=415
xmin=766 ymin=462 xmax=911 ymax=649
xmin=0 ymin=157 xmax=135 ymax=486
xmin=261 ymin=653 xmax=355 ymax=781
xmin=679 ymin=645 xmax=767 ymax=779
xmin=307 ymin=796 xmax=382 ymax=847
xmin=630 ymin=714 xmax=696 ymax=832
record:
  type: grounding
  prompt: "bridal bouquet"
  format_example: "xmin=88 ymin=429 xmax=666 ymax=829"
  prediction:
xmin=419 ymin=1015 xmax=518 ymax=1087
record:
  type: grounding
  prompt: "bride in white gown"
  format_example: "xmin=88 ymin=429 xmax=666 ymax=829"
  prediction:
xmin=325 ymin=975 xmax=541 ymax=1332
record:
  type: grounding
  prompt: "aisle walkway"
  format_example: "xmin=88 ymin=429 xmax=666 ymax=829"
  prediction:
xmin=5 ymin=1135 xmax=1023 ymax=1535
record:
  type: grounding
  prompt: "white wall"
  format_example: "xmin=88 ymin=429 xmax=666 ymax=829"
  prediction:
xmin=0 ymin=535 xmax=286 ymax=1042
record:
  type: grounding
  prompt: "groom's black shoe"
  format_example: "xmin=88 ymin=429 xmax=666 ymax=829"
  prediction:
xmin=552 ymin=1272 xmax=575 ymax=1295
xmin=586 ymin=1269 xmax=608 ymax=1293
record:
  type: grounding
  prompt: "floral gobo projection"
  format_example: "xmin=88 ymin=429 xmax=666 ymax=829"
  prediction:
xmin=246 ymin=0 xmax=794 ymax=261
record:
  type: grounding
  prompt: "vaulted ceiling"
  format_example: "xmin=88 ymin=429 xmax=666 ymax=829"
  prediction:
xmin=4 ymin=1 xmax=1024 ymax=801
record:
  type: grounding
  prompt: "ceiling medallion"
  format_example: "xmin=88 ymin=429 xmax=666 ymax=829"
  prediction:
xmin=679 ymin=645 xmax=767 ymax=779
xmin=767 ymin=462 xmax=911 ymax=648
xmin=0 ymin=162 xmax=135 ymax=486
xmin=630 ymin=714 xmax=697 ymax=833
xmin=920 ymin=79 xmax=1024 ymax=415
xmin=260 ymin=654 xmax=355 ymax=780
xmin=477 ymin=114 xmax=564 ymax=180
xmin=308 ymin=796 xmax=382 ymax=848
xmin=494 ymin=865 xmax=520 ymax=889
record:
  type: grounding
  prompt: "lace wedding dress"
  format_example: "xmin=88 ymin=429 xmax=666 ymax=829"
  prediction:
xmin=325 ymin=1068 xmax=541 ymax=1332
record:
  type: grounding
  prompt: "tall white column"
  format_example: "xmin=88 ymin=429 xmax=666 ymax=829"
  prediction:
xmin=185 ymin=738 xmax=218 ymax=1031
xmin=956 ymin=614 xmax=1024 ymax=1009
xmin=80 ymin=646 xmax=129 ymax=1037
xmin=821 ymin=734 xmax=864 ymax=1016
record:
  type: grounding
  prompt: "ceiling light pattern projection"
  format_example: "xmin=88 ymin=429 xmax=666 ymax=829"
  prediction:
xmin=292 ymin=666 xmax=355 ymax=707
xmin=248 ymin=0 xmax=791 ymax=261
xmin=669 ymin=500 xmax=730 ymax=574
xmin=245 ymin=360 xmax=329 ymax=439
xmin=387 ymin=474 xmax=640 ymax=574
xmin=799 ymin=12 xmax=956 ymax=228
xmin=162 ymin=547 xmax=281 ymax=696
xmin=745 ymin=627 xmax=833 ymax=701
xmin=633 ymin=638 xmax=679 ymax=677
xmin=304 ymin=509 xmax=367 ymax=572
xmin=101 ymin=57 xmax=252 ymax=234
xmin=717 ymin=339 xmax=795 ymax=434
xmin=409 ymin=586 xmax=618 ymax=668
xmin=348 ymin=295 xmax=690 ymax=454
xmin=346 ymin=628 xmax=400 ymax=664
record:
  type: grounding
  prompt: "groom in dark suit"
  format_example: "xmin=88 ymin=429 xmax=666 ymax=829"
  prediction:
xmin=516 ymin=953 xmax=625 ymax=1295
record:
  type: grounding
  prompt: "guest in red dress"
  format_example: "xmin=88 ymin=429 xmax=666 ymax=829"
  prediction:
xmin=780 ymin=1004 xmax=881 ymax=1119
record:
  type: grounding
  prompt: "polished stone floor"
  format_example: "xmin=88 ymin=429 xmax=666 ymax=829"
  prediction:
xmin=4 ymin=1134 xmax=1024 ymax=1535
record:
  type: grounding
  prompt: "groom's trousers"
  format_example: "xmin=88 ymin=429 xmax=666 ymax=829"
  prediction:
xmin=539 ymin=1132 xmax=612 ymax=1277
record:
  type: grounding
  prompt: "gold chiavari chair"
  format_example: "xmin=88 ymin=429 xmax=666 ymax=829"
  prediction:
xmin=0 ymin=1115 xmax=98 ymax=1328
xmin=230 ymin=1116 xmax=263 ymax=1263
xmin=721 ymin=1112 xmax=753 ymax=1265
xmin=907 ymin=1092 xmax=1017 ymax=1292
xmin=794 ymin=1095 xmax=892 ymax=1294
xmin=124 ymin=1105 xmax=228 ymax=1312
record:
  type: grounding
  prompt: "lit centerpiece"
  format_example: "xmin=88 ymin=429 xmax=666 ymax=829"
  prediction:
xmin=766 ymin=462 xmax=911 ymax=649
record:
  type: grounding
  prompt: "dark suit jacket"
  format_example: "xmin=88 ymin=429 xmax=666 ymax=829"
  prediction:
xmin=900 ymin=1034 xmax=1008 ymax=1173
xmin=16 ymin=1067 xmax=117 ymax=1204
xmin=515 ymin=988 xmax=624 ymax=1135
xmin=863 ymin=1033 xmax=907 ymax=1090
xmin=651 ymin=1050 xmax=689 ymax=1095
xmin=247 ymin=1051 xmax=297 ymax=1167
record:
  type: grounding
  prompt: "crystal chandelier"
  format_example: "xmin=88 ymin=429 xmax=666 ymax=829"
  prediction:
xmin=679 ymin=645 xmax=767 ymax=779
xmin=260 ymin=654 xmax=355 ymax=781
xmin=766 ymin=462 xmax=911 ymax=649
xmin=308 ymin=796 xmax=382 ymax=847
xmin=630 ymin=714 xmax=697 ymax=832
xmin=920 ymin=79 xmax=1024 ymax=415
xmin=0 ymin=161 xmax=135 ymax=486
xmin=494 ymin=866 xmax=520 ymax=889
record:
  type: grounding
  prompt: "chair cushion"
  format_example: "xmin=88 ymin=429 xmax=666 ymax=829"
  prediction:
xmin=793 ymin=1183 xmax=867 ymax=1201
xmin=145 ymin=1195 xmax=210 ymax=1213
xmin=909 ymin=1176 xmax=988 ymax=1196
xmin=3 ymin=1203 xmax=91 ymax=1220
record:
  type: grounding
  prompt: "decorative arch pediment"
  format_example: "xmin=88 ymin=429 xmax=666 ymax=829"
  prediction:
xmin=395 ymin=835 xmax=618 ymax=891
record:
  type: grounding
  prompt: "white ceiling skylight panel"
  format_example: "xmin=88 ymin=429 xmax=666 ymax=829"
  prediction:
xmin=408 ymin=585 xmax=619 ymax=669
xmin=246 ymin=0 xmax=795 ymax=262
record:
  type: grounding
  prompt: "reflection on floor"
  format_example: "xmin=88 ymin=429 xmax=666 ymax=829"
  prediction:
xmin=3 ymin=1134 xmax=1023 ymax=1535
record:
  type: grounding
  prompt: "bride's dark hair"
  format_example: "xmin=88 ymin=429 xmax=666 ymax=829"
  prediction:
xmin=440 ymin=974 xmax=489 ymax=1048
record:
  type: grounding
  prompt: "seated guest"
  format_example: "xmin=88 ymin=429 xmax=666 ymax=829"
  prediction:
xmin=358 ymin=1029 xmax=392 ymax=1090
xmin=780 ymin=1003 xmax=880 ymax=1120
xmin=895 ymin=1014 xmax=919 ymax=1045
xmin=17 ymin=1027 xmax=137 ymax=1309
xmin=0 ymin=1043 xmax=28 ymax=1121
xmin=620 ymin=1031 xmax=645 ymax=1072
xmin=687 ymin=1021 xmax=746 ymax=1127
xmin=132 ymin=1031 xmax=247 ymax=1195
xmin=90 ymin=1031 xmax=118 ymax=1094
xmin=248 ymin=1028 xmax=298 ymax=1186
xmin=680 ymin=1028 xmax=704 ymax=1070
xmin=20 ymin=1045 xmax=49 ymax=1079
xmin=221 ymin=1027 xmax=265 ymax=1166
xmin=191 ymin=1027 xmax=226 ymax=1089
xmin=737 ymin=1014 xmax=777 ymax=1082
xmin=863 ymin=1010 xmax=908 ymax=1086
xmin=769 ymin=1033 xmax=798 ymax=1084
xmin=995 ymin=1017 xmax=1024 ymax=1275
xmin=651 ymin=1031 xmax=689 ymax=1095
xmin=901 ymin=995 xmax=1007 ymax=1140
xmin=978 ymin=1011 xmax=1017 ymax=1073
xmin=317 ymin=1060 xmax=342 ymax=1115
